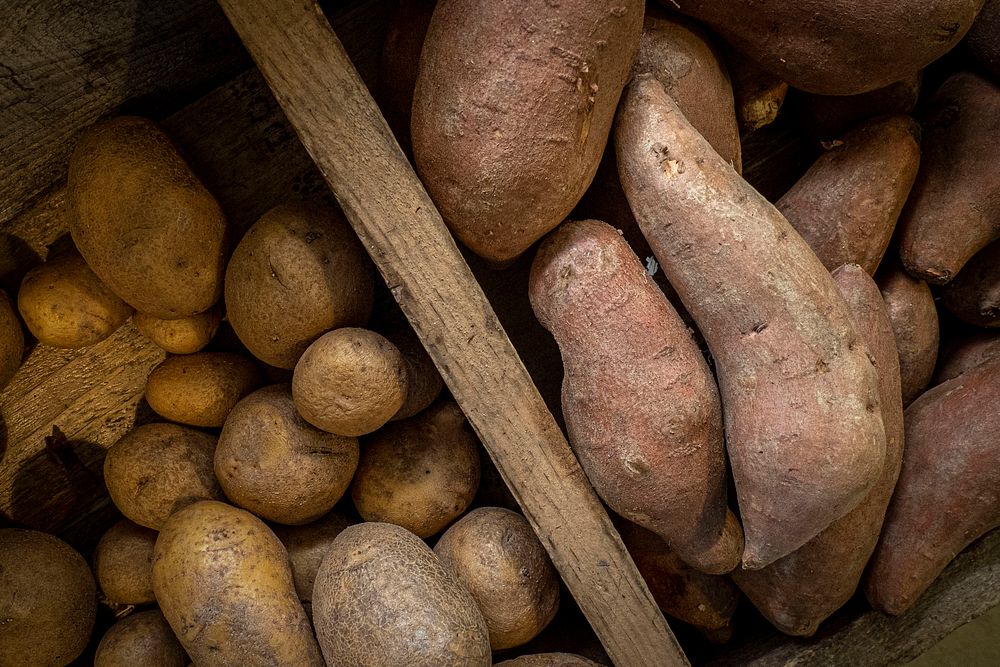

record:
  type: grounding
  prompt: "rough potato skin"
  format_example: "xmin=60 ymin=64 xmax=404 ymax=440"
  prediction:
xmin=496 ymin=655 xmax=603 ymax=667
xmin=411 ymin=0 xmax=644 ymax=263
xmin=434 ymin=508 xmax=560 ymax=650
xmin=94 ymin=610 xmax=187 ymax=667
xmin=529 ymin=220 xmax=742 ymax=573
xmin=215 ymin=385 xmax=359 ymax=524
xmin=145 ymin=352 xmax=262 ymax=427
xmin=350 ymin=400 xmax=480 ymax=537
xmin=616 ymin=75 xmax=886 ymax=569
xmin=967 ymin=0 xmax=1000 ymax=77
xmin=271 ymin=512 xmax=353 ymax=600
xmin=935 ymin=330 xmax=1000 ymax=383
xmin=67 ymin=116 xmax=226 ymax=319
xmin=865 ymin=356 xmax=1000 ymax=614
xmin=134 ymin=306 xmax=221 ymax=354
xmin=898 ymin=72 xmax=1000 ymax=283
xmin=733 ymin=265 xmax=905 ymax=636
xmin=104 ymin=423 xmax=224 ymax=529
xmin=877 ymin=262 xmax=940 ymax=405
xmin=17 ymin=251 xmax=133 ymax=348
xmin=668 ymin=0 xmax=984 ymax=95
xmin=0 ymin=290 xmax=23 ymax=390
xmin=292 ymin=328 xmax=408 ymax=436
xmin=777 ymin=116 xmax=921 ymax=275
xmin=806 ymin=75 xmax=922 ymax=138
xmin=224 ymin=203 xmax=374 ymax=369
xmin=384 ymin=324 xmax=444 ymax=421
xmin=0 ymin=529 xmax=97 ymax=667
xmin=153 ymin=501 xmax=322 ymax=666
xmin=940 ymin=240 xmax=1000 ymax=328
xmin=312 ymin=522 xmax=491 ymax=666
xmin=94 ymin=519 xmax=158 ymax=605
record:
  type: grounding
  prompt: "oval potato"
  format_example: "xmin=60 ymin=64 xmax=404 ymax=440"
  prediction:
xmin=94 ymin=610 xmax=187 ymax=667
xmin=145 ymin=352 xmax=263 ymax=427
xmin=135 ymin=306 xmax=222 ymax=354
xmin=94 ymin=519 xmax=158 ymax=605
xmin=272 ymin=512 xmax=353 ymax=600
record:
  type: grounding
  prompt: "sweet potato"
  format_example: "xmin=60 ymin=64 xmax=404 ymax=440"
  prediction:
xmin=940 ymin=239 xmax=1000 ymax=328
xmin=666 ymin=0 xmax=984 ymax=95
xmin=898 ymin=72 xmax=1000 ymax=283
xmin=777 ymin=116 xmax=921 ymax=275
xmin=877 ymin=262 xmax=940 ymax=405
xmin=732 ymin=265 xmax=904 ymax=636
xmin=616 ymin=75 xmax=886 ymax=568
xmin=725 ymin=51 xmax=788 ymax=133
xmin=529 ymin=219 xmax=742 ymax=574
xmin=806 ymin=74 xmax=922 ymax=138
xmin=935 ymin=329 xmax=1000 ymax=383
xmin=411 ymin=0 xmax=643 ymax=263
xmin=967 ymin=0 xmax=1000 ymax=78
xmin=865 ymin=356 xmax=1000 ymax=614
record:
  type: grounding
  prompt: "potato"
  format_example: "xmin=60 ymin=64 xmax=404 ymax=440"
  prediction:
xmin=935 ymin=329 xmax=1000 ymax=384
xmin=727 ymin=51 xmax=788 ymax=132
xmin=312 ymin=522 xmax=490 ymax=666
xmin=878 ymin=262 xmax=940 ymax=405
xmin=496 ymin=655 xmax=603 ymax=667
xmin=225 ymin=203 xmax=374 ymax=369
xmin=351 ymin=400 xmax=480 ymax=537
xmin=968 ymin=0 xmax=1000 ymax=77
xmin=94 ymin=610 xmax=187 ymax=667
xmin=94 ymin=519 xmax=157 ymax=605
xmin=271 ymin=511 xmax=353 ymax=600
xmin=434 ymin=507 xmax=559 ymax=650
xmin=104 ymin=423 xmax=223 ymax=529
xmin=806 ymin=74 xmax=922 ymax=138
xmin=134 ymin=305 xmax=221 ymax=354
xmin=411 ymin=0 xmax=644 ymax=263
xmin=17 ymin=250 xmax=133 ymax=348
xmin=292 ymin=328 xmax=408 ymax=436
xmin=67 ymin=116 xmax=226 ymax=319
xmin=383 ymin=324 xmax=444 ymax=421
xmin=215 ymin=385 xmax=359 ymax=524
xmin=0 ymin=529 xmax=96 ymax=667
xmin=0 ymin=289 xmax=23 ymax=390
xmin=145 ymin=352 xmax=262 ymax=427
xmin=940 ymin=239 xmax=1000 ymax=328
xmin=152 ymin=500 xmax=323 ymax=665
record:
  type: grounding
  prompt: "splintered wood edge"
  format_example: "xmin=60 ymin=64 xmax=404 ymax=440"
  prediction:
xmin=215 ymin=0 xmax=689 ymax=665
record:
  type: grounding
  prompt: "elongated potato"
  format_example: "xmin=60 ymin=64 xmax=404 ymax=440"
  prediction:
xmin=530 ymin=220 xmax=741 ymax=573
xmin=935 ymin=329 xmax=1000 ymax=383
xmin=94 ymin=519 xmax=158 ymax=605
xmin=733 ymin=265 xmax=905 ymax=636
xmin=312 ymin=522 xmax=491 ymax=666
xmin=940 ymin=239 xmax=1000 ymax=328
xmin=617 ymin=75 xmax=886 ymax=568
xmin=145 ymin=352 xmax=262 ymax=427
xmin=68 ymin=116 xmax=227 ymax=319
xmin=152 ymin=500 xmax=323 ymax=665
xmin=777 ymin=116 xmax=921 ymax=274
xmin=0 ymin=289 xmax=23 ymax=390
xmin=134 ymin=306 xmax=221 ymax=354
xmin=95 ymin=610 xmax=187 ymax=667
xmin=866 ymin=356 xmax=1000 ymax=614
xmin=806 ymin=75 xmax=922 ymax=138
xmin=272 ymin=512 xmax=353 ymax=600
xmin=668 ymin=0 xmax=983 ymax=95
xmin=898 ymin=72 xmax=1000 ymax=283
xmin=412 ymin=0 xmax=643 ymax=263
xmin=877 ymin=262 xmax=940 ymax=404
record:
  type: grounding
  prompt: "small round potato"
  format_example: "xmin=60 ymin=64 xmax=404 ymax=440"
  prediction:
xmin=292 ymin=328 xmax=408 ymax=436
xmin=215 ymin=385 xmax=359 ymax=524
xmin=104 ymin=423 xmax=224 ymax=529
xmin=134 ymin=305 xmax=221 ymax=354
xmin=350 ymin=400 xmax=480 ymax=537
xmin=0 ymin=529 xmax=97 ymax=667
xmin=94 ymin=610 xmax=187 ymax=667
xmin=384 ymin=324 xmax=444 ymax=421
xmin=271 ymin=512 xmax=353 ymax=600
xmin=145 ymin=352 xmax=262 ymax=427
xmin=435 ymin=507 xmax=560 ymax=650
xmin=94 ymin=519 xmax=158 ymax=605
xmin=153 ymin=500 xmax=323 ymax=666
xmin=0 ymin=289 xmax=23 ymax=390
xmin=17 ymin=251 xmax=133 ymax=349
xmin=225 ymin=204 xmax=374 ymax=369
xmin=495 ymin=654 xmax=604 ymax=667
xmin=312 ymin=522 xmax=490 ymax=666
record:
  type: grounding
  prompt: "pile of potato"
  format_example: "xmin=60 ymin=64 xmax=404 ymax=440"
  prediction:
xmin=3 ymin=0 xmax=1000 ymax=665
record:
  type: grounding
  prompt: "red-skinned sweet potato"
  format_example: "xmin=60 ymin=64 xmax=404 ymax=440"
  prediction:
xmin=940 ymin=239 xmax=1000 ymax=328
xmin=725 ymin=51 xmax=788 ymax=133
xmin=806 ymin=74 xmax=922 ymax=138
xmin=935 ymin=329 xmax=1000 ymax=383
xmin=529 ymin=219 xmax=741 ymax=574
xmin=877 ymin=261 xmax=940 ymax=404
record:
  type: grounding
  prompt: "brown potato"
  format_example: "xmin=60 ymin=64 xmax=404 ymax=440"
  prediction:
xmin=351 ymin=400 xmax=480 ymax=537
xmin=215 ymin=385 xmax=359 ymax=524
xmin=0 ymin=289 xmax=23 ymax=390
xmin=940 ymin=239 xmax=1000 ymax=328
xmin=968 ymin=0 xmax=1000 ymax=77
xmin=104 ymin=423 xmax=223 ymax=530
xmin=0 ymin=529 xmax=97 ymax=667
xmin=67 ymin=116 xmax=227 ymax=319
xmin=17 ymin=250 xmax=132 ymax=348
xmin=152 ymin=500 xmax=322 ymax=665
xmin=806 ymin=74 xmax=922 ymax=138
xmin=878 ymin=261 xmax=940 ymax=405
xmin=145 ymin=352 xmax=263 ymax=427
xmin=94 ymin=519 xmax=157 ymax=605
xmin=94 ymin=610 xmax=187 ymax=667
xmin=383 ymin=324 xmax=444 ymax=421
xmin=434 ymin=507 xmax=559 ymax=650
xmin=225 ymin=203 xmax=374 ymax=369
xmin=292 ymin=328 xmax=408 ymax=436
xmin=496 ymin=655 xmax=604 ymax=667
xmin=727 ymin=50 xmax=788 ymax=132
xmin=935 ymin=329 xmax=1000 ymax=383
xmin=271 ymin=512 xmax=353 ymax=600
xmin=312 ymin=522 xmax=490 ymax=666
xmin=134 ymin=305 xmax=222 ymax=354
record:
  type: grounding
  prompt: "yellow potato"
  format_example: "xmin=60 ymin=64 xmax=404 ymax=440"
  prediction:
xmin=145 ymin=352 xmax=262 ymax=427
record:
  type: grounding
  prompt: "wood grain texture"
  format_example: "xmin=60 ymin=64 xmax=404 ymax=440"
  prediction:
xmin=215 ymin=1 xmax=689 ymax=665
